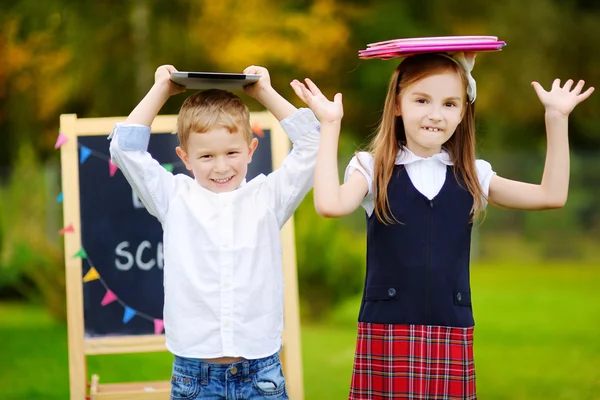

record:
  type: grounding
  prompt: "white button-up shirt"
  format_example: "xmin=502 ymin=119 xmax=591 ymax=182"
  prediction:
xmin=345 ymin=147 xmax=496 ymax=216
xmin=109 ymin=109 xmax=320 ymax=359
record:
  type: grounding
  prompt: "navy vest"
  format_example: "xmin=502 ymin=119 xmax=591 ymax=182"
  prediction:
xmin=358 ymin=165 xmax=475 ymax=327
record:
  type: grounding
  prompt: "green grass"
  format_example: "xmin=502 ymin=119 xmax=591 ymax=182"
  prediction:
xmin=1 ymin=262 xmax=600 ymax=399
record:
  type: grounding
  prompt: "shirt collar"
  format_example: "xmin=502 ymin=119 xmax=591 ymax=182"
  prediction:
xmin=395 ymin=146 xmax=454 ymax=166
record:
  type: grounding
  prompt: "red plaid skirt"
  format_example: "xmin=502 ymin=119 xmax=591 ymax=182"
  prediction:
xmin=349 ymin=323 xmax=476 ymax=400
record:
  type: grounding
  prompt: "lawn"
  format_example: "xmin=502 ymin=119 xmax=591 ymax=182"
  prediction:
xmin=1 ymin=262 xmax=599 ymax=399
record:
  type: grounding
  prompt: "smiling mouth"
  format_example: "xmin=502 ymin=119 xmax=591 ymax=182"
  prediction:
xmin=211 ymin=176 xmax=234 ymax=184
xmin=422 ymin=127 xmax=443 ymax=132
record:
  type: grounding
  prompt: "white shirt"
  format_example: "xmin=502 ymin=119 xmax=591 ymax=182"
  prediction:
xmin=344 ymin=147 xmax=496 ymax=216
xmin=109 ymin=108 xmax=320 ymax=359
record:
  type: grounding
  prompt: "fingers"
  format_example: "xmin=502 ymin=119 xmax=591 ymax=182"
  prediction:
xmin=333 ymin=93 xmax=343 ymax=104
xmin=304 ymin=78 xmax=322 ymax=96
xmin=552 ymin=78 xmax=561 ymax=91
xmin=531 ymin=81 xmax=546 ymax=98
xmin=577 ymin=86 xmax=595 ymax=102
xmin=563 ymin=79 xmax=574 ymax=92
xmin=290 ymin=80 xmax=309 ymax=103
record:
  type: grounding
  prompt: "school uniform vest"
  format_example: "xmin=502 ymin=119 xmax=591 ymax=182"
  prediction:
xmin=358 ymin=165 xmax=475 ymax=327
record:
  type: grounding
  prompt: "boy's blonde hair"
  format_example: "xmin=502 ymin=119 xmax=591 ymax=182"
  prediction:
xmin=176 ymin=89 xmax=253 ymax=151
xmin=369 ymin=53 xmax=486 ymax=224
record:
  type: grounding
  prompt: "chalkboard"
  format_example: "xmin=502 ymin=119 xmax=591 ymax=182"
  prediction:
xmin=78 ymin=129 xmax=273 ymax=337
xmin=60 ymin=112 xmax=303 ymax=400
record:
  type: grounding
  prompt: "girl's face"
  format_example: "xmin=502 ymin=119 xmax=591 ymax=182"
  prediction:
xmin=396 ymin=70 xmax=466 ymax=158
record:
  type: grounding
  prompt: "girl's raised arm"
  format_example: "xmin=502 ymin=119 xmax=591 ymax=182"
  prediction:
xmin=489 ymin=79 xmax=594 ymax=210
xmin=291 ymin=78 xmax=368 ymax=217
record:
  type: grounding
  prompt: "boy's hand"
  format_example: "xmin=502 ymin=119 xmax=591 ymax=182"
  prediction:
xmin=291 ymin=78 xmax=343 ymax=124
xmin=242 ymin=65 xmax=271 ymax=99
xmin=154 ymin=65 xmax=186 ymax=97
xmin=532 ymin=79 xmax=594 ymax=118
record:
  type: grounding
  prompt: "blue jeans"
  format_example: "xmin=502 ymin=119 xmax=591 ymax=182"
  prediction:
xmin=170 ymin=352 xmax=289 ymax=399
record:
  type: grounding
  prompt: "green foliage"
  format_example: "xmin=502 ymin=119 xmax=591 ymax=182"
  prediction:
xmin=0 ymin=146 xmax=65 ymax=321
xmin=295 ymin=193 xmax=366 ymax=321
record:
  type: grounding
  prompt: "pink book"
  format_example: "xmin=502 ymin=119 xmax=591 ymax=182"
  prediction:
xmin=358 ymin=36 xmax=506 ymax=60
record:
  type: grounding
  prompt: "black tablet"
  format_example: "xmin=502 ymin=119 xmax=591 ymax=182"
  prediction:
xmin=170 ymin=71 xmax=261 ymax=90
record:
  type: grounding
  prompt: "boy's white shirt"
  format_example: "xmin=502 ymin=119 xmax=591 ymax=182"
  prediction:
xmin=345 ymin=148 xmax=496 ymax=216
xmin=109 ymin=108 xmax=320 ymax=359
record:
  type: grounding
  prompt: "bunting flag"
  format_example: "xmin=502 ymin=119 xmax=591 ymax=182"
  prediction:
xmin=109 ymin=159 xmax=118 ymax=177
xmin=59 ymin=224 xmax=75 ymax=235
xmin=73 ymin=248 xmax=88 ymax=259
xmin=251 ymin=122 xmax=265 ymax=137
xmin=123 ymin=307 xmax=136 ymax=324
xmin=56 ymin=192 xmax=63 ymax=203
xmin=100 ymin=290 xmax=118 ymax=306
xmin=154 ymin=319 xmax=165 ymax=335
xmin=79 ymin=146 xmax=93 ymax=164
xmin=83 ymin=267 xmax=100 ymax=282
xmin=162 ymin=163 xmax=174 ymax=173
xmin=54 ymin=132 xmax=68 ymax=149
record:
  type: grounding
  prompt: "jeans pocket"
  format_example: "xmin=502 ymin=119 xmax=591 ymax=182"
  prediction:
xmin=170 ymin=371 xmax=200 ymax=400
xmin=252 ymin=361 xmax=287 ymax=397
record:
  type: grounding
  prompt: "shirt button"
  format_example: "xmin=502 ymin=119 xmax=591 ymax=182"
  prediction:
xmin=456 ymin=292 xmax=463 ymax=302
xmin=387 ymin=288 xmax=396 ymax=297
xmin=230 ymin=366 xmax=238 ymax=375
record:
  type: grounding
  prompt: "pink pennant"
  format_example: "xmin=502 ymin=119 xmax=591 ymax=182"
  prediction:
xmin=109 ymin=159 xmax=118 ymax=177
xmin=154 ymin=319 xmax=164 ymax=335
xmin=101 ymin=290 xmax=118 ymax=306
xmin=58 ymin=223 xmax=75 ymax=235
xmin=54 ymin=133 xmax=68 ymax=149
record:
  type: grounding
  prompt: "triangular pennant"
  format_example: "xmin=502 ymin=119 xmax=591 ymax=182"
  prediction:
xmin=54 ymin=133 xmax=68 ymax=149
xmin=162 ymin=163 xmax=174 ymax=173
xmin=58 ymin=224 xmax=75 ymax=235
xmin=56 ymin=192 xmax=63 ymax=203
xmin=73 ymin=248 xmax=88 ymax=259
xmin=154 ymin=319 xmax=164 ymax=335
xmin=109 ymin=160 xmax=118 ymax=177
xmin=79 ymin=146 xmax=92 ymax=164
xmin=123 ymin=307 xmax=136 ymax=324
xmin=82 ymin=267 xmax=100 ymax=282
xmin=100 ymin=290 xmax=118 ymax=306
xmin=251 ymin=122 xmax=265 ymax=137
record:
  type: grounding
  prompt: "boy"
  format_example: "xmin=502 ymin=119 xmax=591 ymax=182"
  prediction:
xmin=109 ymin=64 xmax=320 ymax=399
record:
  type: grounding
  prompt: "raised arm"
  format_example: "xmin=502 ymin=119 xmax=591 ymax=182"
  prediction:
xmin=291 ymin=78 xmax=368 ymax=218
xmin=125 ymin=65 xmax=186 ymax=125
xmin=489 ymin=79 xmax=594 ymax=210
xmin=243 ymin=65 xmax=297 ymax=121
xmin=109 ymin=65 xmax=185 ymax=222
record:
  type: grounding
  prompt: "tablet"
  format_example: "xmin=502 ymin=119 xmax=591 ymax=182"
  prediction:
xmin=170 ymin=72 xmax=261 ymax=90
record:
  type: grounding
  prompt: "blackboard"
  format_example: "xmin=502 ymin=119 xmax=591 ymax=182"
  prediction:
xmin=60 ymin=112 xmax=303 ymax=399
xmin=78 ymin=129 xmax=273 ymax=337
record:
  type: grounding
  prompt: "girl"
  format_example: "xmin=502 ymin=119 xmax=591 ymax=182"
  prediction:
xmin=290 ymin=52 xmax=593 ymax=399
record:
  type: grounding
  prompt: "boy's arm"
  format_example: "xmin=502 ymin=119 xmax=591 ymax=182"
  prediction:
xmin=488 ymin=79 xmax=594 ymax=210
xmin=109 ymin=65 xmax=186 ymax=222
xmin=243 ymin=65 xmax=297 ymax=121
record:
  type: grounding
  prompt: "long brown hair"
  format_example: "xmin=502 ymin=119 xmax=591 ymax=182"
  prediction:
xmin=368 ymin=53 xmax=485 ymax=224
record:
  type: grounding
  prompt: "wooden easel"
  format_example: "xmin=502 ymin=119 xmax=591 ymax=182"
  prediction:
xmin=60 ymin=112 xmax=304 ymax=400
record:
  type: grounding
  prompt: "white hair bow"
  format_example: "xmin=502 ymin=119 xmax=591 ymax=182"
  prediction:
xmin=451 ymin=52 xmax=477 ymax=103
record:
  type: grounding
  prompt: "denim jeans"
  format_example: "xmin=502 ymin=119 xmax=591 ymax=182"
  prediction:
xmin=170 ymin=351 xmax=289 ymax=399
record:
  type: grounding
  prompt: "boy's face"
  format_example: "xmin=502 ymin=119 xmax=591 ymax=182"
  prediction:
xmin=176 ymin=127 xmax=258 ymax=193
xmin=396 ymin=70 xmax=465 ymax=158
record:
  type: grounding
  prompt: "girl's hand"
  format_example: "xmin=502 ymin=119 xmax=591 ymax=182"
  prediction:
xmin=243 ymin=65 xmax=272 ymax=99
xmin=532 ymin=79 xmax=594 ymax=117
xmin=290 ymin=78 xmax=343 ymax=124
xmin=154 ymin=65 xmax=186 ymax=97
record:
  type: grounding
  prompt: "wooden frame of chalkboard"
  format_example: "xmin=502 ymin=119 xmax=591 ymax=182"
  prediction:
xmin=60 ymin=112 xmax=304 ymax=400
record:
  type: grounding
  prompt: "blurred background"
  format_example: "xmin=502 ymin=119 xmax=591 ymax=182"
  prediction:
xmin=1 ymin=0 xmax=599 ymax=399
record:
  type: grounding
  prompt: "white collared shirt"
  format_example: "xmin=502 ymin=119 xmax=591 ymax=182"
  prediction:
xmin=345 ymin=147 xmax=495 ymax=216
xmin=109 ymin=109 xmax=320 ymax=359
